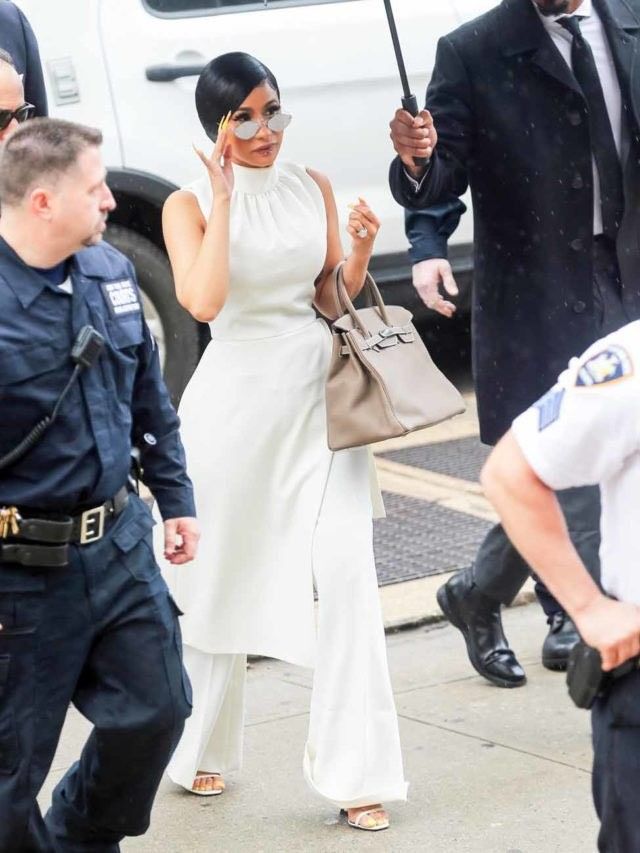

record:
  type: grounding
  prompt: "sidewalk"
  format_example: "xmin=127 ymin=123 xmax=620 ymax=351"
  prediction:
xmin=40 ymin=602 xmax=597 ymax=852
xmin=374 ymin=394 xmax=536 ymax=630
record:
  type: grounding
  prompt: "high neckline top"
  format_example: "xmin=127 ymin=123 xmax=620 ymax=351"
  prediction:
xmin=231 ymin=162 xmax=280 ymax=195
xmin=183 ymin=161 xmax=327 ymax=341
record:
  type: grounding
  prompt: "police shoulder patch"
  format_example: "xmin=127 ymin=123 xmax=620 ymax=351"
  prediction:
xmin=535 ymin=387 xmax=565 ymax=431
xmin=575 ymin=345 xmax=633 ymax=387
xmin=100 ymin=279 xmax=141 ymax=318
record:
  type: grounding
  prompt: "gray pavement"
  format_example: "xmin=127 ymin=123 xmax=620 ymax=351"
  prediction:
xmin=41 ymin=602 xmax=598 ymax=853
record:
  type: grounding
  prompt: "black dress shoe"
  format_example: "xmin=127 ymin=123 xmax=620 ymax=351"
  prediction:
xmin=542 ymin=612 xmax=579 ymax=671
xmin=437 ymin=568 xmax=526 ymax=688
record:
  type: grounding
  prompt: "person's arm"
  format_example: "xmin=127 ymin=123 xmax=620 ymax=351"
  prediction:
xmin=163 ymin=127 xmax=233 ymax=323
xmin=406 ymin=198 xmax=466 ymax=317
xmin=389 ymin=36 xmax=474 ymax=210
xmin=481 ymin=336 xmax=640 ymax=669
xmin=16 ymin=6 xmax=47 ymax=117
xmin=482 ymin=432 xmax=640 ymax=671
xmin=129 ymin=270 xmax=199 ymax=564
xmin=307 ymin=169 xmax=380 ymax=319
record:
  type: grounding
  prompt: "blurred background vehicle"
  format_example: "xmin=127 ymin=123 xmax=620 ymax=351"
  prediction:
xmin=18 ymin=0 xmax=493 ymax=399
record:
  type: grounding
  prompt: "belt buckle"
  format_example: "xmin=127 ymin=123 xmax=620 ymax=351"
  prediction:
xmin=79 ymin=505 xmax=105 ymax=545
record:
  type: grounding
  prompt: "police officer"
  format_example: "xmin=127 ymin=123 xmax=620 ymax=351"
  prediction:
xmin=0 ymin=0 xmax=47 ymax=118
xmin=481 ymin=324 xmax=640 ymax=851
xmin=0 ymin=118 xmax=199 ymax=851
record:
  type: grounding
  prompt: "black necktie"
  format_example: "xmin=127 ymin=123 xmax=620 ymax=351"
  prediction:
xmin=559 ymin=15 xmax=624 ymax=239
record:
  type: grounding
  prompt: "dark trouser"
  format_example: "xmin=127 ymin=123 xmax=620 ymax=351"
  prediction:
xmin=592 ymin=670 xmax=640 ymax=852
xmin=0 ymin=495 xmax=192 ymax=852
xmin=473 ymin=486 xmax=601 ymax=615
xmin=474 ymin=235 xmax=628 ymax=617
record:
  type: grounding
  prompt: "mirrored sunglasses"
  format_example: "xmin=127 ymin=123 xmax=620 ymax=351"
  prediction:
xmin=0 ymin=102 xmax=35 ymax=132
xmin=232 ymin=112 xmax=292 ymax=141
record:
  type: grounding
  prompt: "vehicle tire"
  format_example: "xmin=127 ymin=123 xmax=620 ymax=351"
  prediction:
xmin=105 ymin=225 xmax=201 ymax=405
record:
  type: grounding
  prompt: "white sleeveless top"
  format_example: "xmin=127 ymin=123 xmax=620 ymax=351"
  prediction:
xmin=184 ymin=161 xmax=327 ymax=341
xmin=160 ymin=158 xmax=384 ymax=666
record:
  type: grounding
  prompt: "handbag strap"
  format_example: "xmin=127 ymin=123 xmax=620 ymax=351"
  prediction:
xmin=330 ymin=262 xmax=392 ymax=335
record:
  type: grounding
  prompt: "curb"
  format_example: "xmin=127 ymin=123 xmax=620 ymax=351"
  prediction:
xmin=380 ymin=574 xmax=537 ymax=634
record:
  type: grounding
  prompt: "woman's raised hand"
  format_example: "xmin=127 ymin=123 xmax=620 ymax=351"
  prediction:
xmin=193 ymin=112 xmax=234 ymax=201
xmin=347 ymin=197 xmax=380 ymax=255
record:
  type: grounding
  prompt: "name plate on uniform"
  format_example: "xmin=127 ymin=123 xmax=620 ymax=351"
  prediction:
xmin=100 ymin=280 xmax=141 ymax=317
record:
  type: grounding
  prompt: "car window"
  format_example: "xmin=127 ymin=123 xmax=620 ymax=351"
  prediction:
xmin=144 ymin=0 xmax=347 ymax=15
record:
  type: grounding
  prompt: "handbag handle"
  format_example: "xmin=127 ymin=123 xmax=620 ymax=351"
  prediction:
xmin=330 ymin=263 xmax=391 ymax=336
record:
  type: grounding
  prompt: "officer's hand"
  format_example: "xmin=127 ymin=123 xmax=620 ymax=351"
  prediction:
xmin=413 ymin=259 xmax=458 ymax=318
xmin=575 ymin=596 xmax=640 ymax=671
xmin=389 ymin=108 xmax=437 ymax=177
xmin=164 ymin=517 xmax=200 ymax=565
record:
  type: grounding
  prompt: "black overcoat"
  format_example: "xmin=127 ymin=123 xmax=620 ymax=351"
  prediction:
xmin=390 ymin=0 xmax=640 ymax=444
xmin=0 ymin=0 xmax=47 ymax=117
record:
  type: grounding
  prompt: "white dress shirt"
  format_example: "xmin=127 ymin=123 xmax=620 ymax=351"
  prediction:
xmin=533 ymin=0 xmax=623 ymax=235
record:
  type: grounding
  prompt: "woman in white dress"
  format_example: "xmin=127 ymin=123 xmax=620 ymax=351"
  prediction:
xmin=159 ymin=52 xmax=407 ymax=832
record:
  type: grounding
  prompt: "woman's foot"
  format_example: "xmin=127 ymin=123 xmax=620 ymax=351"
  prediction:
xmin=190 ymin=771 xmax=225 ymax=797
xmin=343 ymin=804 xmax=389 ymax=831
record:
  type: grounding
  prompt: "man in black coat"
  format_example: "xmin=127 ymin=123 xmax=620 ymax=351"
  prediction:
xmin=0 ymin=0 xmax=47 ymax=117
xmin=389 ymin=0 xmax=640 ymax=687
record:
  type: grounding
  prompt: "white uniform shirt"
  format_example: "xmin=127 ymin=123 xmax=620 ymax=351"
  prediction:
xmin=532 ymin=0 xmax=623 ymax=235
xmin=512 ymin=321 xmax=640 ymax=605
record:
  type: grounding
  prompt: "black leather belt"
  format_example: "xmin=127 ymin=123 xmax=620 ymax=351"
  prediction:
xmin=0 ymin=487 xmax=129 ymax=568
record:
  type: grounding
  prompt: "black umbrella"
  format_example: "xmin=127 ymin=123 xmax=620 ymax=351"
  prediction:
xmin=383 ymin=0 xmax=427 ymax=167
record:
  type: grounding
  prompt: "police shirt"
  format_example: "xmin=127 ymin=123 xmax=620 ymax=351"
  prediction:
xmin=0 ymin=236 xmax=195 ymax=520
xmin=512 ymin=321 xmax=640 ymax=605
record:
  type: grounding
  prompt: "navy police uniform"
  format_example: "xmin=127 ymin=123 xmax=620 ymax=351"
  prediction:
xmin=0 ymin=236 xmax=194 ymax=851
xmin=513 ymin=321 xmax=640 ymax=852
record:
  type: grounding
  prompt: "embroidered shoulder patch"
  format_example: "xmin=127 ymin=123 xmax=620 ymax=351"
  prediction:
xmin=575 ymin=345 xmax=633 ymax=387
xmin=100 ymin=279 xmax=141 ymax=318
xmin=535 ymin=387 xmax=565 ymax=431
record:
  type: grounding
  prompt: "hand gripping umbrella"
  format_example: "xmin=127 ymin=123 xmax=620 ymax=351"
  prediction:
xmin=383 ymin=0 xmax=428 ymax=168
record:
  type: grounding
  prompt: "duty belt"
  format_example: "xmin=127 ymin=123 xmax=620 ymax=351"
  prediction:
xmin=0 ymin=486 xmax=129 ymax=568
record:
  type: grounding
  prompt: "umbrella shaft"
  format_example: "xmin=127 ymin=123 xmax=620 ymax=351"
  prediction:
xmin=383 ymin=0 xmax=411 ymax=97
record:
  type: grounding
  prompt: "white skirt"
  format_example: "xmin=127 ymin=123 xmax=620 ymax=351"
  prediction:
xmin=158 ymin=318 xmax=382 ymax=668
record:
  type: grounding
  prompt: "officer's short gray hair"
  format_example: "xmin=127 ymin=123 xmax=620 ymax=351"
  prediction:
xmin=0 ymin=49 xmax=15 ymax=68
xmin=0 ymin=118 xmax=103 ymax=207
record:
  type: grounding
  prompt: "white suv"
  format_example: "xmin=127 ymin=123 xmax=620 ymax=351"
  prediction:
xmin=18 ymin=0 xmax=491 ymax=398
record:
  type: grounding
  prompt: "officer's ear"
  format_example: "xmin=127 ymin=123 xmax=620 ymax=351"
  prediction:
xmin=28 ymin=187 xmax=54 ymax=221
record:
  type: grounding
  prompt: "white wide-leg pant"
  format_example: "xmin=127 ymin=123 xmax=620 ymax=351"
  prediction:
xmin=167 ymin=451 xmax=408 ymax=807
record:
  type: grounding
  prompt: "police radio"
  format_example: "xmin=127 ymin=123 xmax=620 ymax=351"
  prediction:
xmin=0 ymin=325 xmax=105 ymax=471
xmin=567 ymin=641 xmax=640 ymax=709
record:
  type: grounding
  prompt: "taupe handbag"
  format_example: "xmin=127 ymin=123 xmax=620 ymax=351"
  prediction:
xmin=324 ymin=263 xmax=465 ymax=451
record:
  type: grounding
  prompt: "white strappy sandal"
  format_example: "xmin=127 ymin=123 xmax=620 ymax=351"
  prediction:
xmin=341 ymin=806 xmax=390 ymax=831
xmin=189 ymin=772 xmax=225 ymax=797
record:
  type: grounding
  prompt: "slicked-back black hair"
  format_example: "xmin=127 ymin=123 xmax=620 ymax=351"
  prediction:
xmin=195 ymin=52 xmax=280 ymax=141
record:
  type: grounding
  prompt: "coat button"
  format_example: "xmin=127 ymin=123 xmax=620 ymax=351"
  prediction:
xmin=573 ymin=301 xmax=586 ymax=313
xmin=570 ymin=238 xmax=584 ymax=251
xmin=568 ymin=111 xmax=583 ymax=125
xmin=571 ymin=173 xmax=584 ymax=189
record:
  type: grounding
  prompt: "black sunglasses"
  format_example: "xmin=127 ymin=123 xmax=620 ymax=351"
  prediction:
xmin=0 ymin=102 xmax=35 ymax=132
